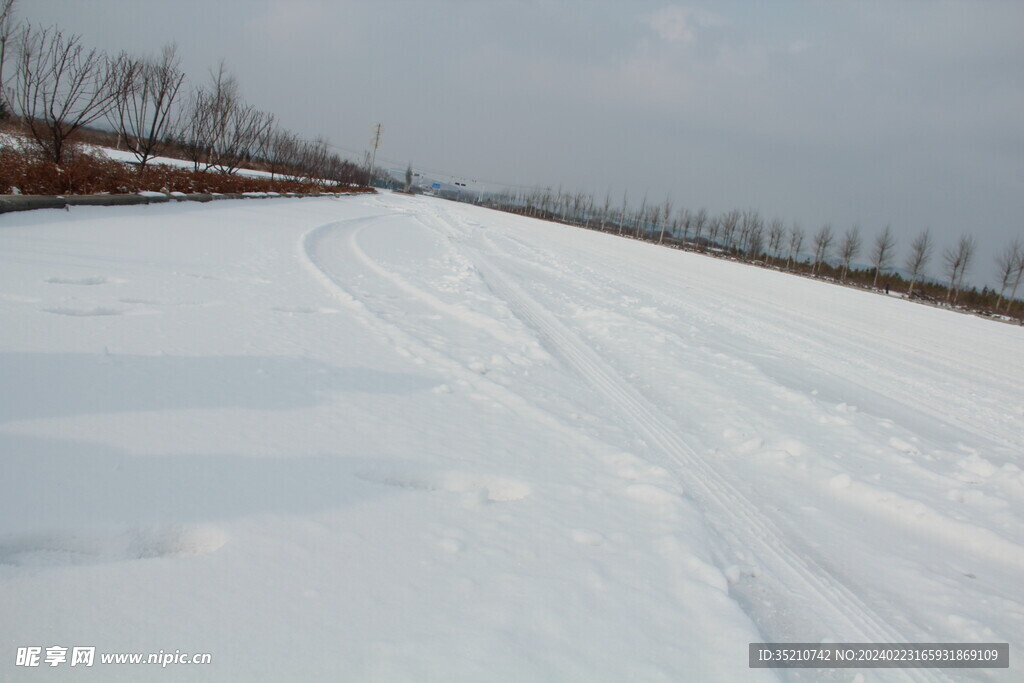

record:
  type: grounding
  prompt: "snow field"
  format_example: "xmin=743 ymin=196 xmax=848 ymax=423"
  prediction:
xmin=0 ymin=192 xmax=1021 ymax=681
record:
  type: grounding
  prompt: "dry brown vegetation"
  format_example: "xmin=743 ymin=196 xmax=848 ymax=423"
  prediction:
xmin=0 ymin=138 xmax=371 ymax=196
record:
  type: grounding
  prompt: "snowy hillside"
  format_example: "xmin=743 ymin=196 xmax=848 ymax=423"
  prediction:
xmin=1 ymin=193 xmax=1021 ymax=681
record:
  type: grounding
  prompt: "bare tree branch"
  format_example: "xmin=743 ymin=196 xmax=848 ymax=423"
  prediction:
xmin=811 ymin=224 xmax=834 ymax=275
xmin=177 ymin=85 xmax=213 ymax=171
xmin=720 ymin=210 xmax=740 ymax=253
xmin=109 ymin=43 xmax=185 ymax=167
xmin=1006 ymin=245 xmax=1024 ymax=313
xmin=10 ymin=24 xmax=117 ymax=164
xmin=994 ymin=238 xmax=1021 ymax=312
xmin=837 ymin=225 xmax=862 ymax=282
xmin=0 ymin=0 xmax=18 ymax=110
xmin=870 ymin=225 xmax=897 ymax=289
xmin=943 ymin=234 xmax=975 ymax=305
xmin=904 ymin=229 xmax=933 ymax=298
xmin=767 ymin=218 xmax=785 ymax=266
xmin=786 ymin=223 xmax=804 ymax=269
xmin=691 ymin=208 xmax=708 ymax=249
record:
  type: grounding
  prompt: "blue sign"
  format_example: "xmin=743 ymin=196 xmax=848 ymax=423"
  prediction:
xmin=431 ymin=183 xmax=441 ymax=189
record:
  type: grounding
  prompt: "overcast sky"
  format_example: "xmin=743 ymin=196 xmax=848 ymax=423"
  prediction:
xmin=22 ymin=1 xmax=1024 ymax=287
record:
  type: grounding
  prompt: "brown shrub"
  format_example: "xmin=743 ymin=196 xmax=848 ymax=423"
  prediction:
xmin=0 ymin=144 xmax=372 ymax=196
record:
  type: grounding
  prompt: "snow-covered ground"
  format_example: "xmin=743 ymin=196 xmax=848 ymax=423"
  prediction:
xmin=0 ymin=131 xmax=277 ymax=181
xmin=96 ymin=146 xmax=276 ymax=180
xmin=0 ymin=193 xmax=1020 ymax=681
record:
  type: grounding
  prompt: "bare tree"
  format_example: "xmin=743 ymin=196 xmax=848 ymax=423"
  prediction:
xmin=634 ymin=193 xmax=647 ymax=239
xmin=676 ymin=207 xmax=691 ymax=245
xmin=617 ymin=191 xmax=628 ymax=236
xmin=106 ymin=51 xmax=138 ymax=149
xmin=558 ymin=190 xmax=570 ymax=222
xmin=109 ymin=44 xmax=185 ymax=167
xmin=904 ymin=228 xmax=933 ymax=298
xmin=217 ymin=105 xmax=273 ymax=174
xmin=994 ymin=238 xmax=1022 ymax=311
xmin=257 ymin=124 xmax=290 ymax=179
xmin=738 ymin=210 xmax=761 ymax=257
xmin=404 ymin=163 xmax=413 ymax=192
xmin=324 ymin=152 xmax=362 ymax=186
xmin=1007 ymin=247 xmax=1024 ymax=313
xmin=599 ymin=189 xmax=611 ymax=232
xmin=837 ymin=225 xmax=862 ymax=281
xmin=691 ymin=208 xmax=708 ymax=248
xmin=180 ymin=60 xmax=270 ymax=176
xmin=647 ymin=204 xmax=661 ymax=242
xmin=572 ymin=191 xmax=587 ymax=224
xmin=178 ymin=85 xmax=214 ymax=171
xmin=748 ymin=220 xmax=765 ymax=259
xmin=669 ymin=212 xmax=681 ymax=245
xmin=658 ymin=197 xmax=672 ymax=244
xmin=10 ymin=24 xmax=117 ymax=164
xmin=0 ymin=0 xmax=17 ymax=111
xmin=786 ymin=223 xmax=804 ymax=269
xmin=767 ymin=218 xmax=785 ymax=266
xmin=298 ymin=136 xmax=331 ymax=180
xmin=721 ymin=210 xmax=740 ymax=252
xmin=870 ymin=225 xmax=897 ymax=289
xmin=943 ymin=234 xmax=975 ymax=305
xmin=811 ymin=224 xmax=834 ymax=275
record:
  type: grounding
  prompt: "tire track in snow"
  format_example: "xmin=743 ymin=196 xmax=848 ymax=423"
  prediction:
xmin=297 ymin=213 xmax=606 ymax=448
xmin=466 ymin=215 xmax=1024 ymax=576
xmin=343 ymin=214 xmax=521 ymax=346
xmin=429 ymin=221 xmax=941 ymax=679
xmin=298 ymin=214 xmax=386 ymax=311
xmin=479 ymin=219 xmax=1021 ymax=455
xmin=305 ymin=206 xmax=947 ymax=680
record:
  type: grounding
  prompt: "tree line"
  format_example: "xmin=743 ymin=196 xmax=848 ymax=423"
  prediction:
xmin=479 ymin=187 xmax=1024 ymax=319
xmin=0 ymin=1 xmax=363 ymax=185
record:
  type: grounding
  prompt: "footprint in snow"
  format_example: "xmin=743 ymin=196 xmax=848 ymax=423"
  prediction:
xmin=0 ymin=525 xmax=226 ymax=568
xmin=623 ymin=483 xmax=680 ymax=507
xmin=570 ymin=529 xmax=606 ymax=547
xmin=43 ymin=307 xmax=126 ymax=317
xmin=359 ymin=470 xmax=531 ymax=502
xmin=45 ymin=276 xmax=124 ymax=286
xmin=271 ymin=306 xmax=339 ymax=315
xmin=183 ymin=273 xmax=271 ymax=285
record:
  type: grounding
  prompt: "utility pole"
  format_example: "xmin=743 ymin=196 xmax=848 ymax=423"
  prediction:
xmin=368 ymin=123 xmax=383 ymax=187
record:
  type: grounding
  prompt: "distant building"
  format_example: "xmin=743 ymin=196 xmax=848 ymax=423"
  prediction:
xmin=385 ymin=167 xmax=485 ymax=203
